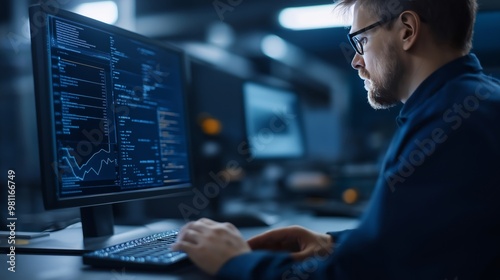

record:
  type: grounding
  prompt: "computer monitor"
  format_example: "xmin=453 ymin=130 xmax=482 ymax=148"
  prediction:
xmin=242 ymin=81 xmax=305 ymax=161
xmin=29 ymin=5 xmax=192 ymax=239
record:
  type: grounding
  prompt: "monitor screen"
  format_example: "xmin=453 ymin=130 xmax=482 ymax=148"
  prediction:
xmin=242 ymin=82 xmax=304 ymax=160
xmin=29 ymin=6 xmax=192 ymax=216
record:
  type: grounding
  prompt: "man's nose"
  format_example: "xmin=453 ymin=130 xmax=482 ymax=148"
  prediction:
xmin=351 ymin=52 xmax=364 ymax=70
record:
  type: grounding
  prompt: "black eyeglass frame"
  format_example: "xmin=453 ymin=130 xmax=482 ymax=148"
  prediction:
xmin=347 ymin=15 xmax=398 ymax=56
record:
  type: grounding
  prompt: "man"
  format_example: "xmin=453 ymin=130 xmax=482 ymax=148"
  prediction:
xmin=172 ymin=0 xmax=500 ymax=278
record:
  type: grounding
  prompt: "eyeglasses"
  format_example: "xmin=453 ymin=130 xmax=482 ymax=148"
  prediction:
xmin=347 ymin=17 xmax=396 ymax=56
xmin=347 ymin=1 xmax=425 ymax=55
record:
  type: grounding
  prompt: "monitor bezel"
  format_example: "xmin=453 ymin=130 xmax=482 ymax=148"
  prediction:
xmin=29 ymin=5 xmax=194 ymax=210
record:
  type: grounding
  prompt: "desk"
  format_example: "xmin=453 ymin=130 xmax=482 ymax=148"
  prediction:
xmin=0 ymin=215 xmax=358 ymax=280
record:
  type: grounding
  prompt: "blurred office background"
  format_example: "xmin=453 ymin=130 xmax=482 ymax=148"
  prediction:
xmin=1 ymin=0 xmax=499 ymax=230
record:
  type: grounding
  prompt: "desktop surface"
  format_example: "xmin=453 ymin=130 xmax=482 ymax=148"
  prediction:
xmin=0 ymin=253 xmax=206 ymax=280
xmin=1 ymin=214 xmax=359 ymax=279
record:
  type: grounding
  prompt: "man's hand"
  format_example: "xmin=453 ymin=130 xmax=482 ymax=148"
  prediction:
xmin=247 ymin=226 xmax=334 ymax=261
xmin=171 ymin=218 xmax=251 ymax=275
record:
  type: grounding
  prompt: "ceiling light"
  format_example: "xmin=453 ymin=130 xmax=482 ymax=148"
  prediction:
xmin=279 ymin=4 xmax=351 ymax=30
xmin=74 ymin=1 xmax=119 ymax=25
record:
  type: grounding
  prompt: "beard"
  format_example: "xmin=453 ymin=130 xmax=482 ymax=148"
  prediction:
xmin=360 ymin=44 xmax=403 ymax=110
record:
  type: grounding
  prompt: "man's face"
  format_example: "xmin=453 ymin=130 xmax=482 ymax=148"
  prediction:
xmin=350 ymin=4 xmax=403 ymax=109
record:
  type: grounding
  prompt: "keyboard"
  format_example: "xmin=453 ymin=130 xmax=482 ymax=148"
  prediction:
xmin=83 ymin=229 xmax=190 ymax=270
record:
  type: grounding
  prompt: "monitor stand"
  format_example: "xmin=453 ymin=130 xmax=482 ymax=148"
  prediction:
xmin=0 ymin=205 xmax=183 ymax=255
xmin=80 ymin=205 xmax=115 ymax=237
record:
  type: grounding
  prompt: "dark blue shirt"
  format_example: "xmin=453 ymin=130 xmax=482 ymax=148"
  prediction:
xmin=216 ymin=54 xmax=500 ymax=280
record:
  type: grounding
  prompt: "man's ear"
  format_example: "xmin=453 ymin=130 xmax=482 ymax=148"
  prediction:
xmin=399 ymin=11 xmax=421 ymax=51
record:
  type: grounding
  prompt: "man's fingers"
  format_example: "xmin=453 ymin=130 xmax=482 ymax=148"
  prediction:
xmin=290 ymin=250 xmax=310 ymax=261
xmin=177 ymin=219 xmax=239 ymax=248
xmin=222 ymin=222 xmax=237 ymax=231
xmin=290 ymin=246 xmax=318 ymax=261
xmin=172 ymin=229 xmax=197 ymax=247
xmin=171 ymin=240 xmax=195 ymax=253
xmin=198 ymin=218 xmax=218 ymax=225
xmin=248 ymin=227 xmax=299 ymax=248
xmin=173 ymin=226 xmax=206 ymax=252
xmin=248 ymin=229 xmax=281 ymax=245
xmin=185 ymin=218 xmax=221 ymax=233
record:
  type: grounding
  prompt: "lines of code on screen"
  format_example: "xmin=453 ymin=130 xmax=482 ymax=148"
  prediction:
xmin=47 ymin=16 xmax=190 ymax=198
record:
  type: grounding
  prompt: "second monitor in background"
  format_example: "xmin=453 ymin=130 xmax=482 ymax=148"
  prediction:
xmin=242 ymin=81 xmax=305 ymax=162
xmin=229 ymin=79 xmax=306 ymax=226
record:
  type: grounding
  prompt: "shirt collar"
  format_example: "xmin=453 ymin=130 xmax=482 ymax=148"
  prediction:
xmin=396 ymin=53 xmax=483 ymax=127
